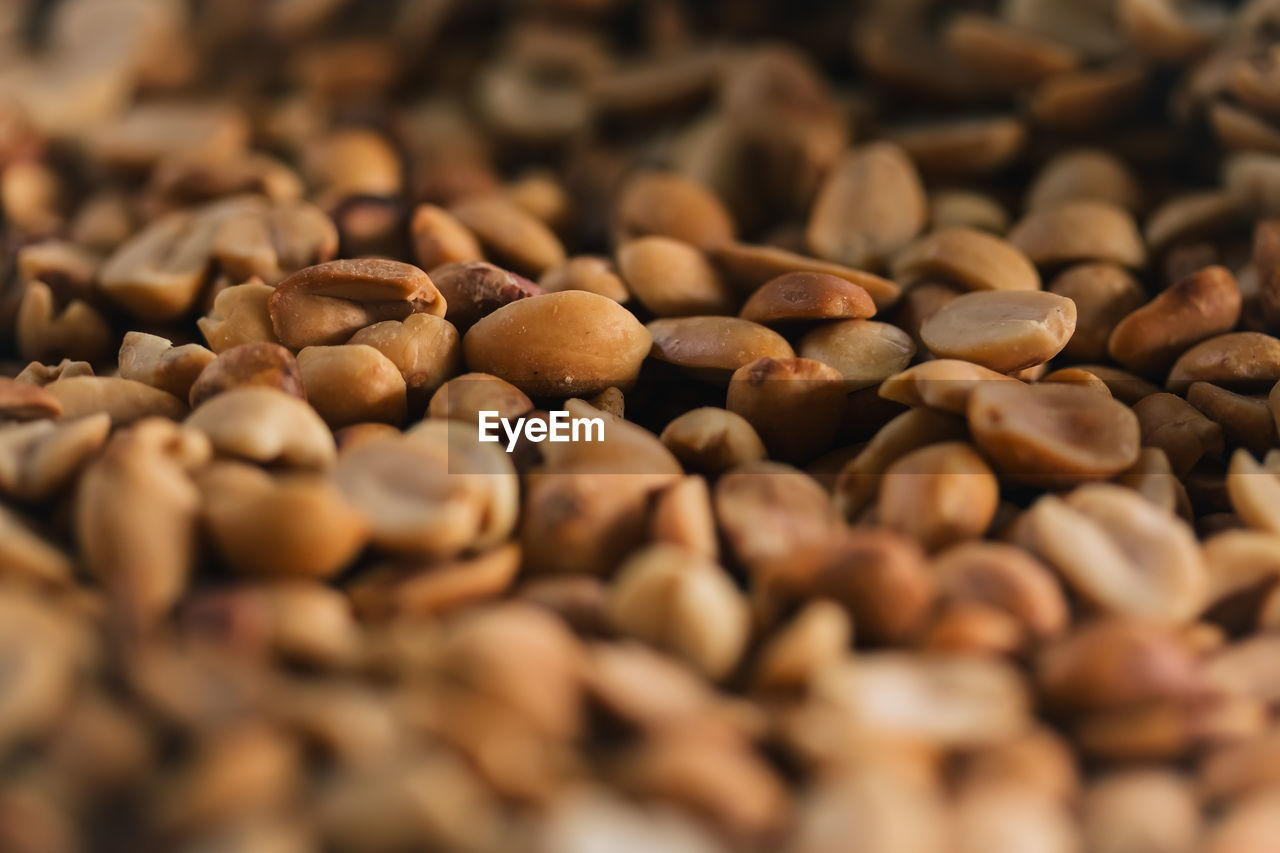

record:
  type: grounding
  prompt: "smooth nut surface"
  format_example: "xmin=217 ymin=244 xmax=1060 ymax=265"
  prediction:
xmin=347 ymin=313 xmax=461 ymax=403
xmin=738 ymin=271 xmax=875 ymax=326
xmin=1166 ymin=332 xmax=1280 ymax=393
xmin=1008 ymin=200 xmax=1147 ymax=268
xmin=892 ymin=227 xmax=1040 ymax=292
xmin=1048 ymin=262 xmax=1147 ymax=363
xmin=647 ymin=316 xmax=794 ymax=378
xmin=968 ymin=381 xmax=1141 ymax=484
xmin=185 ymin=387 xmax=335 ymax=469
xmin=877 ymin=442 xmax=1000 ymax=552
xmin=921 ymin=290 xmax=1077 ymax=373
xmin=614 ymin=172 xmax=736 ymax=251
xmin=117 ymin=332 xmax=216 ymax=401
xmin=726 ymin=357 xmax=845 ymax=464
xmin=659 ymin=407 xmax=767 ymax=474
xmin=1108 ymin=266 xmax=1241 ymax=376
xmin=799 ymin=319 xmax=915 ymax=391
xmin=616 ymin=236 xmax=734 ymax=317
xmin=464 ymin=291 xmax=651 ymax=396
xmin=297 ymin=345 xmax=407 ymax=429
xmin=880 ymin=359 xmax=1018 ymax=415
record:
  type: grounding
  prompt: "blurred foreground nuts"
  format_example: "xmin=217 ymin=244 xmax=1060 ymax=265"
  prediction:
xmin=1082 ymin=770 xmax=1201 ymax=853
xmin=920 ymin=290 xmax=1076 ymax=373
xmin=1108 ymin=266 xmax=1241 ymax=375
xmin=185 ymin=388 xmax=335 ymax=469
xmin=187 ymin=342 xmax=306 ymax=408
xmin=933 ymin=542 xmax=1069 ymax=640
xmin=1227 ymin=449 xmax=1280 ymax=536
xmin=75 ymin=419 xmax=211 ymax=629
xmin=799 ymin=319 xmax=915 ymax=391
xmin=117 ymin=332 xmax=216 ymax=400
xmin=891 ymin=227 xmax=1041 ymax=292
xmin=199 ymin=463 xmax=368 ymax=579
xmin=648 ymin=316 xmax=794 ymax=378
xmin=268 ymin=259 xmax=445 ymax=350
xmin=806 ymin=142 xmax=926 ymax=270
xmin=464 ymin=291 xmax=651 ymax=396
xmin=0 ymin=377 xmax=61 ymax=421
xmin=1133 ymin=393 xmax=1224 ymax=477
xmin=1009 ymin=200 xmax=1147 ymax=268
xmin=809 ymin=529 xmax=936 ymax=644
xmin=45 ymin=377 xmax=187 ymax=426
xmin=1024 ymin=485 xmax=1208 ymax=621
xmin=428 ymin=260 xmax=542 ymax=331
xmin=614 ymin=171 xmax=736 ymax=250
xmin=610 ymin=544 xmax=750 ymax=681
xmin=197 ymin=281 xmax=278 ymax=353
xmin=659 ymin=407 xmax=767 ymax=474
xmin=813 ymin=653 xmax=1031 ymax=748
xmin=0 ymin=414 xmax=111 ymax=503
xmin=877 ymin=442 xmax=999 ymax=551
xmin=738 ymin=271 xmax=876 ymax=326
xmin=726 ymin=357 xmax=845 ymax=464
xmin=968 ymin=382 xmax=1141 ymax=484
xmin=297 ymin=345 xmax=407 ymax=428
xmin=335 ymin=420 xmax=518 ymax=559
xmin=617 ymin=236 xmax=734 ymax=317
xmin=348 ymin=314 xmax=461 ymax=405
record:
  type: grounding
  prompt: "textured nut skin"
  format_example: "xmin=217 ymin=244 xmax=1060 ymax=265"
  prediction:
xmin=968 ymin=382 xmax=1141 ymax=485
xmin=187 ymin=342 xmax=306 ymax=409
xmin=268 ymin=259 xmax=445 ymax=350
xmin=1108 ymin=266 xmax=1241 ymax=376
xmin=428 ymin=260 xmax=542 ymax=331
xmin=464 ymin=291 xmax=651 ymax=397
xmin=921 ymin=290 xmax=1077 ymax=373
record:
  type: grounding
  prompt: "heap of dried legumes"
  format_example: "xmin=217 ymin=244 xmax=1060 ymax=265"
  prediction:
xmin=6 ymin=0 xmax=1280 ymax=849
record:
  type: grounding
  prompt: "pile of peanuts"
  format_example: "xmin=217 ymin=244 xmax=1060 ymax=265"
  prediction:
xmin=6 ymin=0 xmax=1280 ymax=850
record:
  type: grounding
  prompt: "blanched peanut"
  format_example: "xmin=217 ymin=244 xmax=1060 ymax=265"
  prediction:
xmin=187 ymin=342 xmax=305 ymax=409
xmin=268 ymin=259 xmax=445 ymax=350
xmin=427 ymin=372 xmax=533 ymax=425
xmin=710 ymin=241 xmax=902 ymax=309
xmin=647 ymin=316 xmax=793 ymax=378
xmin=1108 ymin=266 xmax=1240 ymax=375
xmin=197 ymin=281 xmax=279 ymax=354
xmin=185 ymin=387 xmax=335 ymax=469
xmin=1133 ymin=392 xmax=1225 ymax=477
xmin=877 ymin=442 xmax=999 ymax=551
xmin=46 ymin=377 xmax=187 ymax=426
xmin=738 ymin=271 xmax=875 ymax=325
xmin=609 ymin=544 xmax=750 ymax=681
xmin=1024 ymin=485 xmax=1208 ymax=621
xmin=465 ymin=291 xmax=651 ymax=396
xmin=16 ymin=280 xmax=113 ymax=364
xmin=0 ymin=414 xmax=110 ymax=503
xmin=921 ymin=290 xmax=1076 ymax=373
xmin=199 ymin=462 xmax=368 ymax=579
xmin=659 ymin=407 xmax=767 ymax=474
xmin=880 ymin=359 xmax=1017 ymax=414
xmin=1009 ymin=200 xmax=1147 ymax=268
xmin=449 ymin=194 xmax=566 ymax=276
xmin=892 ymin=227 xmax=1040 ymax=292
xmin=409 ymin=204 xmax=483 ymax=271
xmin=835 ymin=408 xmax=969 ymax=519
xmin=1166 ymin=332 xmax=1280 ymax=393
xmin=538 ymin=256 xmax=630 ymax=303
xmin=117 ymin=332 xmax=215 ymax=401
xmin=1048 ymin=263 xmax=1146 ymax=362
xmin=616 ymin=236 xmax=734 ymax=317
xmin=297 ymin=345 xmax=407 ymax=429
xmin=726 ymin=357 xmax=845 ymax=464
xmin=968 ymin=382 xmax=1140 ymax=485
xmin=800 ymin=319 xmax=915 ymax=391
xmin=0 ymin=376 xmax=61 ymax=420
xmin=347 ymin=313 xmax=461 ymax=407
xmin=806 ymin=142 xmax=926 ymax=270
xmin=614 ymin=171 xmax=736 ymax=250
xmin=933 ymin=542 xmax=1068 ymax=639
xmin=335 ymin=420 xmax=518 ymax=559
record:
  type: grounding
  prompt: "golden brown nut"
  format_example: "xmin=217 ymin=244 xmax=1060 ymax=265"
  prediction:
xmin=921 ymin=290 xmax=1076 ymax=373
xmin=799 ymin=319 xmax=915 ymax=391
xmin=616 ymin=236 xmax=734 ymax=317
xmin=647 ymin=316 xmax=794 ymax=379
xmin=877 ymin=442 xmax=1000 ymax=551
xmin=1008 ymin=200 xmax=1147 ymax=268
xmin=726 ymin=357 xmax=846 ymax=464
xmin=464 ymin=291 xmax=650 ymax=396
xmin=892 ymin=226 xmax=1040 ymax=292
xmin=448 ymin=193 xmax=566 ymax=276
xmin=738 ymin=271 xmax=876 ymax=326
xmin=187 ymin=342 xmax=306 ymax=409
xmin=659 ymin=407 xmax=768 ymax=474
xmin=347 ymin=313 xmax=461 ymax=406
xmin=45 ymin=377 xmax=187 ymax=426
xmin=1048 ymin=263 xmax=1147 ymax=363
xmin=296 ymin=345 xmax=407 ymax=429
xmin=117 ymin=332 xmax=216 ymax=401
xmin=185 ymin=387 xmax=335 ymax=469
xmin=1108 ymin=266 xmax=1241 ymax=376
xmin=409 ymin=203 xmax=483 ymax=271
xmin=614 ymin=171 xmax=736 ymax=250
xmin=197 ymin=281 xmax=279 ymax=354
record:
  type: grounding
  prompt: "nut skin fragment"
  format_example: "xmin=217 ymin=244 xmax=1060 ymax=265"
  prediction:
xmin=1108 ymin=266 xmax=1241 ymax=376
xmin=920 ymin=290 xmax=1076 ymax=373
xmin=297 ymin=345 xmax=407 ymax=429
xmin=465 ymin=291 xmax=651 ymax=397
xmin=267 ymin=258 xmax=445 ymax=350
xmin=185 ymin=387 xmax=335 ymax=470
xmin=187 ymin=342 xmax=306 ymax=409
xmin=968 ymin=381 xmax=1141 ymax=485
xmin=427 ymin=260 xmax=542 ymax=331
